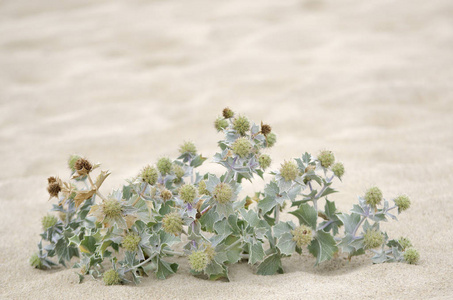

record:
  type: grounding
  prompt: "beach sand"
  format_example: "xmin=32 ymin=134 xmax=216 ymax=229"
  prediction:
xmin=1 ymin=0 xmax=453 ymax=299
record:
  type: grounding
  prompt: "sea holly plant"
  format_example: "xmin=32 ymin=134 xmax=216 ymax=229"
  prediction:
xmin=29 ymin=108 xmax=419 ymax=285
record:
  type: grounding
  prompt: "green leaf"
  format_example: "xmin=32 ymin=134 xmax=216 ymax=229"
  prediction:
xmin=240 ymin=208 xmax=260 ymax=228
xmin=307 ymin=230 xmax=338 ymax=266
xmin=214 ymin=219 xmax=233 ymax=239
xmin=79 ymin=236 xmax=97 ymax=254
xmin=276 ymin=232 xmax=296 ymax=256
xmin=248 ymin=241 xmax=265 ymax=265
xmin=289 ymin=203 xmax=317 ymax=229
xmin=155 ymin=258 xmax=178 ymax=279
xmin=258 ymin=195 xmax=278 ymax=214
xmin=256 ymin=252 xmax=283 ymax=275
xmin=320 ymin=187 xmax=337 ymax=198
xmin=200 ymin=209 xmax=219 ymax=232
xmin=337 ymin=213 xmax=361 ymax=235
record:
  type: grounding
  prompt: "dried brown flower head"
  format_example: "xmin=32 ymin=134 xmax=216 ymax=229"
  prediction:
xmin=74 ymin=158 xmax=92 ymax=175
xmin=222 ymin=107 xmax=234 ymax=119
xmin=47 ymin=177 xmax=62 ymax=198
xmin=261 ymin=123 xmax=272 ymax=136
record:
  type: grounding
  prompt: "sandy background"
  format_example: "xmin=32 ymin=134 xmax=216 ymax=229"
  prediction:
xmin=1 ymin=0 xmax=453 ymax=299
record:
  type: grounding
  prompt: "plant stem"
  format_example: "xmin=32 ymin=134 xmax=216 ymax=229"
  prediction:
xmin=126 ymin=253 xmax=158 ymax=272
xmin=87 ymin=174 xmax=108 ymax=202
xmin=225 ymin=238 xmax=242 ymax=251
xmin=352 ymin=216 xmax=366 ymax=238
xmin=165 ymin=250 xmax=185 ymax=256
xmin=275 ymin=204 xmax=280 ymax=224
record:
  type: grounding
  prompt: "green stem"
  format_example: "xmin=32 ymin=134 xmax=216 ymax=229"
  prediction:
xmin=226 ymin=238 xmax=242 ymax=251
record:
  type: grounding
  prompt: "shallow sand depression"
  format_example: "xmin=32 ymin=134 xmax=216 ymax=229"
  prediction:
xmin=1 ymin=0 xmax=453 ymax=299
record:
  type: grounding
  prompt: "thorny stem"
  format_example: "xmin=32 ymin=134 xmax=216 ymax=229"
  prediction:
xmin=87 ymin=174 xmax=108 ymax=202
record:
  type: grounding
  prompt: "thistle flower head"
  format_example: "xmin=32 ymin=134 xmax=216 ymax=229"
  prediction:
xmin=394 ymin=195 xmax=411 ymax=212
xmin=141 ymin=165 xmax=158 ymax=185
xmin=332 ymin=162 xmax=345 ymax=179
xmin=29 ymin=253 xmax=43 ymax=269
xmin=291 ymin=225 xmax=313 ymax=247
xmin=266 ymin=132 xmax=277 ymax=148
xmin=188 ymin=250 xmax=209 ymax=272
xmin=103 ymin=269 xmax=121 ymax=285
xmin=363 ymin=229 xmax=384 ymax=249
xmin=364 ymin=186 xmax=383 ymax=207
xmin=74 ymin=158 xmax=92 ymax=175
xmin=68 ymin=154 xmax=81 ymax=172
xmin=258 ymin=154 xmax=272 ymax=170
xmin=223 ymin=107 xmax=234 ymax=119
xmin=179 ymin=141 xmax=197 ymax=156
xmin=280 ymin=160 xmax=299 ymax=182
xmin=213 ymin=183 xmax=233 ymax=204
xmin=398 ymin=237 xmax=412 ymax=250
xmin=41 ymin=214 xmax=58 ymax=230
xmin=162 ymin=212 xmax=184 ymax=235
xmin=318 ymin=150 xmax=335 ymax=168
xmin=214 ymin=117 xmax=228 ymax=132
xmin=157 ymin=157 xmax=173 ymax=176
xmin=261 ymin=123 xmax=272 ymax=136
xmin=198 ymin=180 xmax=210 ymax=196
xmin=103 ymin=199 xmax=123 ymax=219
xmin=161 ymin=189 xmax=173 ymax=201
xmin=122 ymin=233 xmax=141 ymax=252
xmin=233 ymin=115 xmax=250 ymax=136
xmin=47 ymin=180 xmax=61 ymax=198
xmin=179 ymin=184 xmax=197 ymax=204
xmin=403 ymin=248 xmax=420 ymax=264
xmin=203 ymin=243 xmax=216 ymax=262
xmin=174 ymin=164 xmax=185 ymax=179
xmin=232 ymin=137 xmax=252 ymax=158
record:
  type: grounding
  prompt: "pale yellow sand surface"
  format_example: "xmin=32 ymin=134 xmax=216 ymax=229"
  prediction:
xmin=1 ymin=0 xmax=453 ymax=299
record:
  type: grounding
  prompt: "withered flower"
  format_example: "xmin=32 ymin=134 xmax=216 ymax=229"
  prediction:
xmin=74 ymin=158 xmax=93 ymax=176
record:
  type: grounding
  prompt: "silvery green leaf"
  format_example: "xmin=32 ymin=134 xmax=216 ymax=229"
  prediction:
xmin=307 ymin=230 xmax=338 ymax=266
xmin=273 ymin=221 xmax=293 ymax=239
xmin=214 ymin=219 xmax=233 ymax=239
xmin=215 ymin=202 xmax=234 ymax=219
xmin=240 ymin=208 xmax=260 ymax=228
xmin=276 ymin=232 xmax=296 ymax=255
xmin=200 ymin=209 xmax=219 ymax=232
xmin=205 ymin=259 xmax=225 ymax=277
xmin=319 ymin=187 xmax=337 ymax=198
xmin=289 ymin=203 xmax=317 ymax=230
xmin=258 ymin=195 xmax=278 ymax=214
xmin=228 ymin=214 xmax=241 ymax=234
xmin=206 ymin=174 xmax=221 ymax=193
xmin=337 ymin=213 xmax=361 ymax=235
xmin=155 ymin=259 xmax=178 ymax=280
xmin=285 ymin=184 xmax=302 ymax=202
xmin=249 ymin=241 xmax=265 ymax=265
xmin=256 ymin=252 xmax=283 ymax=275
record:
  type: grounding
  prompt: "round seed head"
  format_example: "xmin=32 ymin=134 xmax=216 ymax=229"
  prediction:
xmin=261 ymin=124 xmax=272 ymax=136
xmin=41 ymin=214 xmax=58 ymax=230
xmin=398 ymin=237 xmax=412 ymax=250
xmin=188 ymin=250 xmax=209 ymax=272
xmin=29 ymin=253 xmax=43 ymax=269
xmin=74 ymin=158 xmax=93 ymax=174
xmin=198 ymin=180 xmax=210 ymax=196
xmin=332 ymin=162 xmax=345 ymax=179
xmin=403 ymin=248 xmax=420 ymax=264
xmin=179 ymin=184 xmax=197 ymax=204
xmin=318 ymin=150 xmax=335 ymax=168
xmin=232 ymin=137 xmax=252 ymax=158
xmin=266 ymin=132 xmax=277 ymax=147
xmin=103 ymin=199 xmax=123 ymax=219
xmin=179 ymin=141 xmax=197 ymax=156
xmin=103 ymin=269 xmax=121 ymax=285
xmin=233 ymin=115 xmax=250 ymax=136
xmin=122 ymin=233 xmax=141 ymax=252
xmin=280 ymin=160 xmax=299 ymax=181
xmin=258 ymin=154 xmax=272 ymax=170
xmin=394 ymin=195 xmax=411 ymax=212
xmin=68 ymin=155 xmax=81 ymax=172
xmin=291 ymin=225 xmax=313 ymax=247
xmin=364 ymin=186 xmax=383 ymax=207
xmin=141 ymin=165 xmax=158 ymax=185
xmin=174 ymin=164 xmax=185 ymax=179
xmin=157 ymin=157 xmax=173 ymax=176
xmin=222 ymin=107 xmax=234 ymax=119
xmin=47 ymin=181 xmax=61 ymax=198
xmin=363 ymin=229 xmax=384 ymax=249
xmin=213 ymin=183 xmax=233 ymax=204
xmin=203 ymin=243 xmax=216 ymax=262
xmin=161 ymin=189 xmax=173 ymax=201
xmin=214 ymin=117 xmax=228 ymax=132
xmin=162 ymin=212 xmax=184 ymax=235
xmin=47 ymin=176 xmax=57 ymax=184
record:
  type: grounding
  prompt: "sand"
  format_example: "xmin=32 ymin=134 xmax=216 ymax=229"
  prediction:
xmin=1 ymin=0 xmax=453 ymax=299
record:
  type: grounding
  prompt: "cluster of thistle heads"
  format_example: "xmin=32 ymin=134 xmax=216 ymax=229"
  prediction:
xmin=30 ymin=108 xmax=419 ymax=285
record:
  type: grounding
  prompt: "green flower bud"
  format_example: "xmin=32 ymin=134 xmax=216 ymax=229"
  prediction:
xmin=141 ymin=165 xmax=158 ymax=185
xmin=41 ymin=214 xmax=58 ymax=230
xmin=364 ymin=186 xmax=383 ymax=207
xmin=103 ymin=269 xmax=121 ymax=285
xmin=291 ymin=225 xmax=313 ymax=247
xmin=198 ymin=180 xmax=210 ymax=196
xmin=179 ymin=141 xmax=197 ymax=156
xmin=394 ymin=195 xmax=411 ymax=212
xmin=174 ymin=165 xmax=185 ymax=179
xmin=363 ymin=229 xmax=384 ymax=249
xmin=332 ymin=162 xmax=345 ymax=179
xmin=233 ymin=115 xmax=250 ymax=136
xmin=161 ymin=189 xmax=173 ymax=201
xmin=223 ymin=107 xmax=234 ymax=119
xmin=162 ymin=212 xmax=184 ymax=235
xmin=103 ymin=199 xmax=122 ymax=218
xmin=232 ymin=137 xmax=252 ymax=158
xmin=203 ymin=243 xmax=216 ymax=262
xmin=280 ymin=160 xmax=299 ymax=181
xmin=403 ymin=248 xmax=420 ymax=264
xmin=214 ymin=117 xmax=228 ymax=132
xmin=318 ymin=150 xmax=335 ymax=168
xmin=213 ymin=183 xmax=233 ymax=204
xmin=179 ymin=184 xmax=197 ymax=204
xmin=266 ymin=132 xmax=277 ymax=147
xmin=29 ymin=253 xmax=43 ymax=269
xmin=122 ymin=233 xmax=141 ymax=252
xmin=398 ymin=237 xmax=412 ymax=250
xmin=258 ymin=154 xmax=272 ymax=170
xmin=188 ymin=250 xmax=209 ymax=272
xmin=68 ymin=154 xmax=81 ymax=172
xmin=157 ymin=157 xmax=173 ymax=176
